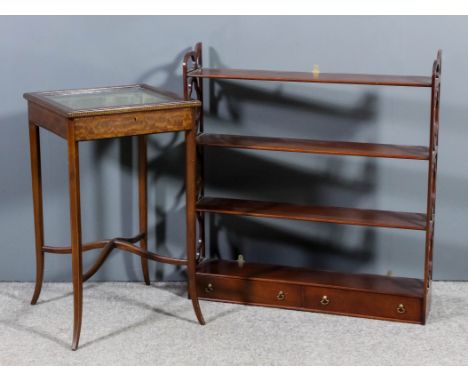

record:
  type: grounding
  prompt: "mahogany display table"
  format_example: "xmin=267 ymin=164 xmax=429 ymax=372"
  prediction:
xmin=24 ymin=84 xmax=205 ymax=350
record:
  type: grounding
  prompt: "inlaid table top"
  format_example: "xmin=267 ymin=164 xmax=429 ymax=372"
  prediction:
xmin=24 ymin=84 xmax=200 ymax=118
xmin=24 ymin=84 xmax=200 ymax=141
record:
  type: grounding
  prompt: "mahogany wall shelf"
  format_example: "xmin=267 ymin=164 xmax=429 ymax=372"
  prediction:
xmin=183 ymin=43 xmax=441 ymax=324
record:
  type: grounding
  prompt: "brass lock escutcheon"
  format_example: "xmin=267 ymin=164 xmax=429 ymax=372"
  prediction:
xmin=205 ymin=283 xmax=214 ymax=293
xmin=320 ymin=295 xmax=330 ymax=306
xmin=397 ymin=303 xmax=406 ymax=314
xmin=277 ymin=290 xmax=286 ymax=301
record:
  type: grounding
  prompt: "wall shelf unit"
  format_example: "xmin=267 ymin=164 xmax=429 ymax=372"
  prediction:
xmin=183 ymin=43 xmax=441 ymax=324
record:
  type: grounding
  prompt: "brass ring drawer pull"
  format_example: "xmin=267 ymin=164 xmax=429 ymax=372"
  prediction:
xmin=320 ymin=295 xmax=330 ymax=306
xmin=277 ymin=291 xmax=286 ymax=301
xmin=397 ymin=304 xmax=406 ymax=314
xmin=205 ymin=283 xmax=214 ymax=293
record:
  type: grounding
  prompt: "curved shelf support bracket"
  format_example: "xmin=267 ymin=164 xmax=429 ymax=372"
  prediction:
xmin=423 ymin=49 xmax=442 ymax=321
xmin=183 ymin=42 xmax=206 ymax=264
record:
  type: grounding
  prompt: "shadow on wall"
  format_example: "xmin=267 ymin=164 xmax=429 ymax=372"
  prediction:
xmin=203 ymin=48 xmax=380 ymax=272
xmin=90 ymin=48 xmax=192 ymax=281
xmin=96 ymin=45 xmax=382 ymax=277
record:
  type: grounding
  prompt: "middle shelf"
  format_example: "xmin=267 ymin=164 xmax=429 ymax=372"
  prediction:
xmin=197 ymin=133 xmax=430 ymax=160
xmin=196 ymin=197 xmax=427 ymax=231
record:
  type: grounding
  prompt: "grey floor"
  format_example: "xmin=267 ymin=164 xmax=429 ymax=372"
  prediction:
xmin=0 ymin=281 xmax=467 ymax=365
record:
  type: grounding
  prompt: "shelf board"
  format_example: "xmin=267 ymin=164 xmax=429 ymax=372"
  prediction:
xmin=196 ymin=197 xmax=427 ymax=231
xmin=197 ymin=133 xmax=430 ymax=160
xmin=197 ymin=260 xmax=424 ymax=298
xmin=188 ymin=68 xmax=432 ymax=87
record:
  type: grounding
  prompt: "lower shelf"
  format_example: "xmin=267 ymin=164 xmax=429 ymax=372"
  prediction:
xmin=196 ymin=260 xmax=426 ymax=324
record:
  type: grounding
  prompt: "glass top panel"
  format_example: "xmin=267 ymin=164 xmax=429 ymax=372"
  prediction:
xmin=44 ymin=87 xmax=175 ymax=111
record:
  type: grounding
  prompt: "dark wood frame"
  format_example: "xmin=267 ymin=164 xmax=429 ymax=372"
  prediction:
xmin=24 ymin=84 xmax=205 ymax=350
xmin=183 ymin=43 xmax=442 ymax=325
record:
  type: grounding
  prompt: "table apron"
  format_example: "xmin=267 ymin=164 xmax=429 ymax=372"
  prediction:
xmin=28 ymin=102 xmax=68 ymax=139
xmin=74 ymin=108 xmax=195 ymax=141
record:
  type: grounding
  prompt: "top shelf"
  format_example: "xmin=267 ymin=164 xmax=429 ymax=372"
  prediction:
xmin=187 ymin=68 xmax=432 ymax=87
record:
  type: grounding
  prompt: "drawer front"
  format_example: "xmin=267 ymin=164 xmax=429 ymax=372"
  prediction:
xmin=74 ymin=108 xmax=194 ymax=140
xmin=303 ymin=286 xmax=422 ymax=323
xmin=197 ymin=275 xmax=302 ymax=308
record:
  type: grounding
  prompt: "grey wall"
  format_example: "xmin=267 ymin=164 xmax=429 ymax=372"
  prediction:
xmin=0 ymin=16 xmax=466 ymax=282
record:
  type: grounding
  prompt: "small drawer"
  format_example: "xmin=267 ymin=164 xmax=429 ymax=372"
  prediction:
xmin=74 ymin=108 xmax=193 ymax=140
xmin=197 ymin=275 xmax=302 ymax=308
xmin=303 ymin=286 xmax=422 ymax=323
